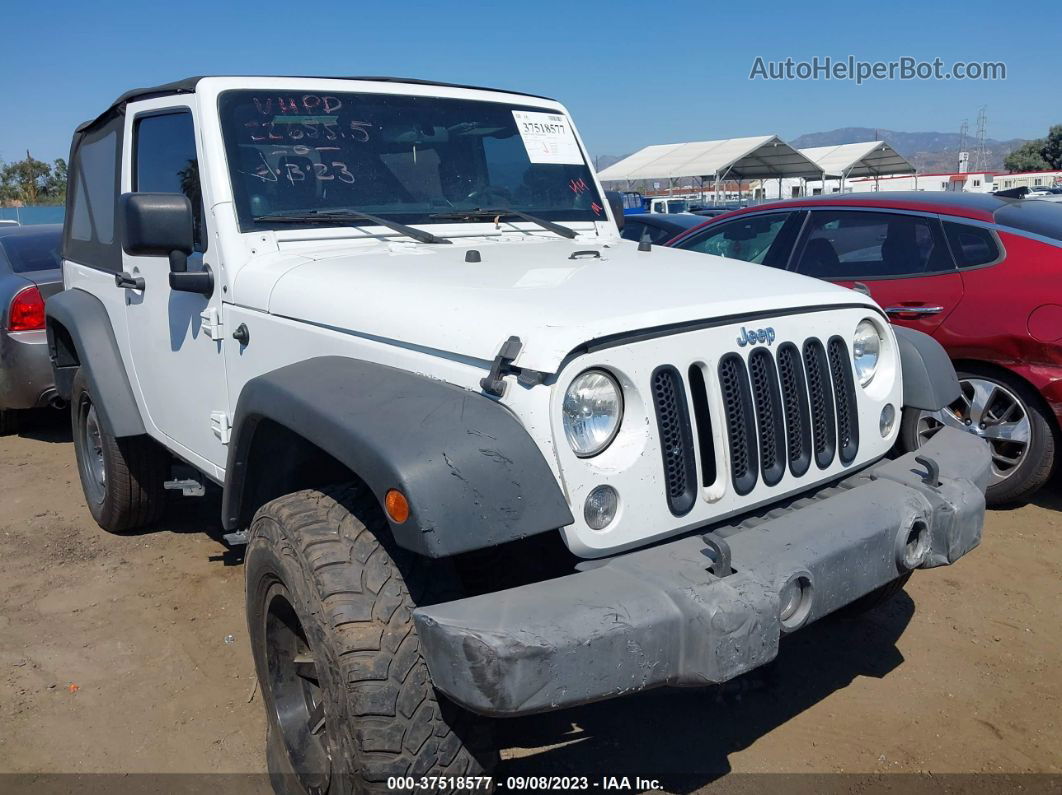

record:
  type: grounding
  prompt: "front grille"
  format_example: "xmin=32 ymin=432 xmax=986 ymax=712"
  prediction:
xmin=803 ymin=339 xmax=837 ymax=469
xmin=748 ymin=348 xmax=786 ymax=487
xmin=827 ymin=336 xmax=860 ymax=464
xmin=650 ymin=365 xmax=697 ymax=516
xmin=652 ymin=335 xmax=861 ymax=507
xmin=718 ymin=354 xmax=758 ymax=496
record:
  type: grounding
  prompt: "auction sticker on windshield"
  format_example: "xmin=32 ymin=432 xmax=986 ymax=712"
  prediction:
xmin=512 ymin=110 xmax=583 ymax=165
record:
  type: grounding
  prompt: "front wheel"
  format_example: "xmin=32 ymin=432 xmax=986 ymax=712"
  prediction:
xmin=900 ymin=369 xmax=1056 ymax=507
xmin=246 ymin=484 xmax=496 ymax=794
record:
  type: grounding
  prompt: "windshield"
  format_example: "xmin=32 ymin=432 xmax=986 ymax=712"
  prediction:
xmin=219 ymin=90 xmax=606 ymax=231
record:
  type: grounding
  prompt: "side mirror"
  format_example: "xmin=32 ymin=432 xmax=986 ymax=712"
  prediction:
xmin=604 ymin=191 xmax=624 ymax=232
xmin=119 ymin=192 xmax=212 ymax=295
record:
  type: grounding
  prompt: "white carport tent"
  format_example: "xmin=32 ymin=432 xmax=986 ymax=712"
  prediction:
xmin=798 ymin=141 xmax=915 ymax=191
xmin=596 ymin=135 xmax=829 ymax=203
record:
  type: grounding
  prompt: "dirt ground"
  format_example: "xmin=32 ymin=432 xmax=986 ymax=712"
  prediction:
xmin=1 ymin=410 xmax=1060 ymax=791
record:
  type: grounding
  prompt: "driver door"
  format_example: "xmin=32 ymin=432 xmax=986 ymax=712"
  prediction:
xmin=120 ymin=99 xmax=229 ymax=477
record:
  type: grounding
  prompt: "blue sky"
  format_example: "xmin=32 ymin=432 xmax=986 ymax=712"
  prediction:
xmin=2 ymin=0 xmax=1058 ymax=165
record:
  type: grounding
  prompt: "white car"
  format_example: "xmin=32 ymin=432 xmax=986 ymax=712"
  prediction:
xmin=46 ymin=76 xmax=989 ymax=791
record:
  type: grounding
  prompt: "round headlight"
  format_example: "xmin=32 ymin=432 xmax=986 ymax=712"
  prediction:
xmin=852 ymin=319 xmax=882 ymax=387
xmin=562 ymin=369 xmax=623 ymax=457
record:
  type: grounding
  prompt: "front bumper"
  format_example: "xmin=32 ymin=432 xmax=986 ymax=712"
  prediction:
xmin=0 ymin=329 xmax=57 ymax=410
xmin=414 ymin=428 xmax=990 ymax=716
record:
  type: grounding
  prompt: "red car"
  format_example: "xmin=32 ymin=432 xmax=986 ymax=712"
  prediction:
xmin=668 ymin=192 xmax=1061 ymax=506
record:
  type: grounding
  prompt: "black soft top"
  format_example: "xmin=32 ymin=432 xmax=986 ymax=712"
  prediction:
xmin=77 ymin=75 xmax=555 ymax=133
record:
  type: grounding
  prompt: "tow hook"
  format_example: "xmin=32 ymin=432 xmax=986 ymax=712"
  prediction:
xmin=915 ymin=454 xmax=941 ymax=487
xmin=701 ymin=533 xmax=733 ymax=577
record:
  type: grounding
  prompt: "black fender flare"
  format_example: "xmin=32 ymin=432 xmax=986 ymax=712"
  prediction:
xmin=894 ymin=326 xmax=961 ymax=411
xmin=221 ymin=356 xmax=574 ymax=557
xmin=45 ymin=288 xmax=146 ymax=438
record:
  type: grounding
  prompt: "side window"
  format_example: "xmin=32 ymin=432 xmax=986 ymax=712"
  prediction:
xmin=64 ymin=115 xmax=123 ymax=271
xmin=942 ymin=221 xmax=1001 ymax=267
xmin=794 ymin=211 xmax=952 ymax=279
xmin=134 ymin=112 xmax=205 ymax=251
xmin=70 ymin=131 xmax=118 ymax=245
xmin=676 ymin=212 xmax=793 ymax=266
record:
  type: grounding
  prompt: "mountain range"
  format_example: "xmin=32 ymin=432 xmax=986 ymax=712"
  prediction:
xmin=594 ymin=127 xmax=1028 ymax=175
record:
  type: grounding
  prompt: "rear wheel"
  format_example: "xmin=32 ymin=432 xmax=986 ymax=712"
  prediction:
xmin=71 ymin=369 xmax=168 ymax=533
xmin=900 ymin=368 xmax=1056 ymax=507
xmin=246 ymin=484 xmax=496 ymax=795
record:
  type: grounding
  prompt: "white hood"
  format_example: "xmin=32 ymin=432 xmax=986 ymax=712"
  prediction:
xmin=237 ymin=236 xmax=872 ymax=373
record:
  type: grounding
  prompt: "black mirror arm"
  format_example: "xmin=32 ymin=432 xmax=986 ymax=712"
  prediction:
xmin=169 ymin=265 xmax=214 ymax=296
xmin=169 ymin=249 xmax=189 ymax=273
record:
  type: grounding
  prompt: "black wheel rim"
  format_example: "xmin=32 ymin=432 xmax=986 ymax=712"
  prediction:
xmin=264 ymin=583 xmax=331 ymax=793
xmin=77 ymin=395 xmax=106 ymax=505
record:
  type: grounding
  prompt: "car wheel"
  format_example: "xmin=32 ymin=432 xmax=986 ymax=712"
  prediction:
xmin=900 ymin=369 xmax=1056 ymax=507
xmin=246 ymin=483 xmax=496 ymax=794
xmin=0 ymin=409 xmax=19 ymax=436
xmin=71 ymin=369 xmax=169 ymax=532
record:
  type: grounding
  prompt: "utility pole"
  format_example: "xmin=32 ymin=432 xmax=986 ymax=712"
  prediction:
xmin=973 ymin=107 xmax=989 ymax=173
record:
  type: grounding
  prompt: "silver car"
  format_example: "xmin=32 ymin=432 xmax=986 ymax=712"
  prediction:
xmin=0 ymin=224 xmax=63 ymax=434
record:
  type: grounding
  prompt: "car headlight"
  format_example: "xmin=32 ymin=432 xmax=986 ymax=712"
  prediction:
xmin=852 ymin=319 xmax=882 ymax=387
xmin=562 ymin=369 xmax=623 ymax=457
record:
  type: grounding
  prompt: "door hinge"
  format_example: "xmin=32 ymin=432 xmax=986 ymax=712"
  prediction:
xmin=200 ymin=307 xmax=224 ymax=340
xmin=211 ymin=410 xmax=232 ymax=444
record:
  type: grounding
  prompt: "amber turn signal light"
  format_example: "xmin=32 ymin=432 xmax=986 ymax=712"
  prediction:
xmin=384 ymin=489 xmax=410 ymax=523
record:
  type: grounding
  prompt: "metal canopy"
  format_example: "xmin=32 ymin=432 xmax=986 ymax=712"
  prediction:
xmin=596 ymin=135 xmax=824 ymax=182
xmin=798 ymin=141 xmax=914 ymax=179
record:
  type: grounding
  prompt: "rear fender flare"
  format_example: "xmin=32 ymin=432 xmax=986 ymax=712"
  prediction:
xmin=44 ymin=288 xmax=145 ymax=437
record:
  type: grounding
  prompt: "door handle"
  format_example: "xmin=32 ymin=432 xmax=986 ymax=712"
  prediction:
xmin=884 ymin=305 xmax=943 ymax=315
xmin=115 ymin=272 xmax=145 ymax=291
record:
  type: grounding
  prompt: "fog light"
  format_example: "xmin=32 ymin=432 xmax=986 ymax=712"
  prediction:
xmin=584 ymin=485 xmax=619 ymax=530
xmin=900 ymin=521 xmax=929 ymax=569
xmin=778 ymin=574 xmax=813 ymax=630
xmin=880 ymin=403 xmax=896 ymax=437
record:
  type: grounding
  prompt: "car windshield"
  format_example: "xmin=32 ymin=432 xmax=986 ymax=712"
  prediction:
xmin=0 ymin=229 xmax=61 ymax=273
xmin=219 ymin=90 xmax=606 ymax=232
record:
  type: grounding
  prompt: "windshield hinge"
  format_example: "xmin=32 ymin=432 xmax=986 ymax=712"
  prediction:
xmin=200 ymin=307 xmax=224 ymax=340
xmin=480 ymin=336 xmax=523 ymax=397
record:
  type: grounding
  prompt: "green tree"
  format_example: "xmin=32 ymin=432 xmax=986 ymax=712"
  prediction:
xmin=0 ymin=152 xmax=67 ymax=206
xmin=1003 ymin=140 xmax=1050 ymax=172
xmin=1004 ymin=124 xmax=1062 ymax=172
xmin=1039 ymin=124 xmax=1062 ymax=170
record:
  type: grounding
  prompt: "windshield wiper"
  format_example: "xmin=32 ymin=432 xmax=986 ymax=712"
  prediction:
xmin=254 ymin=210 xmax=450 ymax=244
xmin=429 ymin=208 xmax=577 ymax=240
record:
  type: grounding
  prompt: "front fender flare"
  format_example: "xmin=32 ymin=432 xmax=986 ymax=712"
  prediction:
xmin=222 ymin=356 xmax=574 ymax=557
xmin=894 ymin=326 xmax=961 ymax=411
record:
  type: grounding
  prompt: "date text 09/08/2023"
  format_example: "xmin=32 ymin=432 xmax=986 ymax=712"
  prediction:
xmin=386 ymin=776 xmax=664 ymax=791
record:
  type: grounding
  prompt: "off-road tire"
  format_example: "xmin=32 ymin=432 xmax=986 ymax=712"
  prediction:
xmin=838 ymin=572 xmax=912 ymax=618
xmin=899 ymin=367 xmax=1056 ymax=507
xmin=0 ymin=409 xmax=18 ymax=436
xmin=70 ymin=369 xmax=168 ymax=533
xmin=246 ymin=484 xmax=496 ymax=795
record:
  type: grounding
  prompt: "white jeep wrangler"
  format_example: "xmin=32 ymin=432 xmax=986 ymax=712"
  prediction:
xmin=47 ymin=76 xmax=990 ymax=792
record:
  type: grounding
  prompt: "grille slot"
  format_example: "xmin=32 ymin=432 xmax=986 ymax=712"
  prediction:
xmin=687 ymin=364 xmax=717 ymax=487
xmin=776 ymin=342 xmax=813 ymax=477
xmin=650 ymin=365 xmax=697 ymax=516
xmin=718 ymin=354 xmax=758 ymax=495
xmin=827 ymin=336 xmax=860 ymax=464
xmin=802 ymin=338 xmax=836 ymax=469
xmin=747 ymin=348 xmax=787 ymax=487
